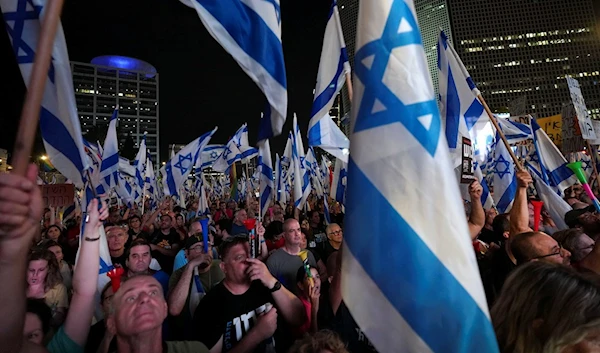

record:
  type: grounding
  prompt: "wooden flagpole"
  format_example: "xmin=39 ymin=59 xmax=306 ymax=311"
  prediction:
xmin=345 ymin=73 xmax=353 ymax=104
xmin=12 ymin=0 xmax=65 ymax=176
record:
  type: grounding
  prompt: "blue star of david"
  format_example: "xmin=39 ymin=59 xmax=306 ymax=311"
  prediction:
xmin=3 ymin=0 xmax=55 ymax=83
xmin=262 ymin=0 xmax=281 ymax=25
xmin=493 ymin=155 xmax=511 ymax=179
xmin=173 ymin=153 xmax=193 ymax=175
xmin=582 ymin=159 xmax=591 ymax=171
xmin=210 ymin=151 xmax=218 ymax=159
xmin=352 ymin=0 xmax=440 ymax=157
xmin=223 ymin=147 xmax=233 ymax=160
xmin=528 ymin=152 xmax=539 ymax=164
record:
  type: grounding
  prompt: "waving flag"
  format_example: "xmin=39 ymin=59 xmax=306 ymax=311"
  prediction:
xmin=532 ymin=173 xmax=570 ymax=231
xmin=258 ymin=140 xmax=274 ymax=220
xmin=496 ymin=118 xmax=532 ymax=144
xmin=97 ymin=107 xmax=120 ymax=194
xmin=212 ymin=139 xmax=243 ymax=173
xmin=531 ymin=117 xmax=576 ymax=195
xmin=145 ymin=157 xmax=157 ymax=199
xmin=274 ymin=153 xmax=287 ymax=207
xmin=162 ymin=128 xmax=217 ymax=196
xmin=344 ymin=2 xmax=498 ymax=352
xmin=291 ymin=116 xmax=311 ymax=209
xmin=182 ymin=0 xmax=287 ymax=140
xmin=330 ymin=157 xmax=346 ymax=208
xmin=492 ymin=131 xmax=517 ymax=213
xmin=2 ymin=0 xmax=90 ymax=187
xmin=116 ymin=173 xmax=135 ymax=208
xmin=308 ymin=114 xmax=350 ymax=163
xmin=201 ymin=145 xmax=225 ymax=169
xmin=134 ymin=134 xmax=147 ymax=199
xmin=305 ymin=147 xmax=324 ymax=197
xmin=232 ymin=124 xmax=258 ymax=162
xmin=282 ymin=131 xmax=293 ymax=168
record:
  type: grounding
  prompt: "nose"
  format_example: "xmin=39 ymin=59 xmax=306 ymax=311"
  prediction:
xmin=562 ymin=248 xmax=572 ymax=258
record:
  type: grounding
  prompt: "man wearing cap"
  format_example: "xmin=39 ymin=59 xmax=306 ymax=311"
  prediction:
xmin=564 ymin=205 xmax=600 ymax=240
xmin=168 ymin=233 xmax=224 ymax=340
xmin=173 ymin=218 xmax=217 ymax=272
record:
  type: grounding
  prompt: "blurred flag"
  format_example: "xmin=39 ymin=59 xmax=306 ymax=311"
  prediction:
xmin=281 ymin=131 xmax=293 ymax=168
xmin=212 ymin=139 xmax=243 ymax=173
xmin=134 ymin=134 xmax=147 ymax=200
xmin=330 ymin=157 xmax=346 ymax=209
xmin=275 ymin=153 xmax=287 ymax=207
xmin=2 ymin=0 xmax=90 ymax=187
xmin=532 ymin=173 xmax=570 ymax=231
xmin=201 ymin=145 xmax=225 ymax=169
xmin=145 ymin=156 xmax=157 ymax=200
xmin=496 ymin=118 xmax=532 ymax=144
xmin=116 ymin=173 xmax=135 ymax=208
xmin=181 ymin=0 xmax=287 ymax=141
xmin=345 ymin=2 xmax=498 ymax=352
xmin=308 ymin=114 xmax=350 ymax=163
xmin=291 ymin=115 xmax=311 ymax=210
xmin=98 ymin=107 xmax=120 ymax=195
xmin=232 ymin=124 xmax=258 ymax=162
xmin=258 ymin=140 xmax=274 ymax=220
xmin=118 ymin=157 xmax=136 ymax=177
xmin=162 ymin=128 xmax=216 ymax=196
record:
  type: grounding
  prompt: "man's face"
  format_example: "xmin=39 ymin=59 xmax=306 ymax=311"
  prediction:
xmin=300 ymin=232 xmax=307 ymax=249
xmin=27 ymin=259 xmax=48 ymax=286
xmin=235 ymin=210 xmax=248 ymax=224
xmin=129 ymin=217 xmax=141 ymax=229
xmin=284 ymin=220 xmax=302 ymax=247
xmin=577 ymin=211 xmax=600 ymax=230
xmin=107 ymin=228 xmax=128 ymax=252
xmin=109 ymin=276 xmax=167 ymax=337
xmin=530 ymin=233 xmax=571 ymax=265
xmin=221 ymin=243 xmax=250 ymax=284
xmin=23 ymin=312 xmax=44 ymax=345
xmin=227 ymin=201 xmax=236 ymax=210
xmin=160 ymin=215 xmax=172 ymax=230
xmin=310 ymin=212 xmax=320 ymax=224
xmin=48 ymin=245 xmax=63 ymax=263
xmin=573 ymin=233 xmax=596 ymax=262
xmin=327 ymin=225 xmax=343 ymax=244
xmin=220 ymin=202 xmax=227 ymax=210
xmin=109 ymin=210 xmax=121 ymax=224
xmin=188 ymin=221 xmax=202 ymax=237
xmin=210 ymin=203 xmax=217 ymax=213
xmin=101 ymin=286 xmax=115 ymax=315
xmin=187 ymin=242 xmax=212 ymax=263
xmin=127 ymin=245 xmax=152 ymax=274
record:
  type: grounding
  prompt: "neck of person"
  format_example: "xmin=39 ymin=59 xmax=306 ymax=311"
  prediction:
xmin=283 ymin=243 xmax=301 ymax=255
xmin=161 ymin=228 xmax=170 ymax=235
xmin=132 ymin=225 xmax=141 ymax=233
xmin=127 ymin=268 xmax=151 ymax=277
xmin=329 ymin=239 xmax=341 ymax=250
xmin=27 ymin=282 xmax=46 ymax=297
xmin=223 ymin=278 xmax=251 ymax=295
xmin=484 ymin=223 xmax=493 ymax=231
xmin=234 ymin=220 xmax=243 ymax=226
xmin=116 ymin=329 xmax=163 ymax=353
xmin=110 ymin=248 xmax=124 ymax=258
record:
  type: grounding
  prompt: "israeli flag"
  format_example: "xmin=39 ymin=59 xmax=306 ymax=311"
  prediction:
xmin=496 ymin=118 xmax=533 ymax=144
xmin=258 ymin=140 xmax=274 ymax=219
xmin=491 ymin=131 xmax=517 ymax=213
xmin=134 ymin=134 xmax=147 ymax=198
xmin=438 ymin=30 xmax=493 ymax=167
xmin=162 ymin=128 xmax=217 ymax=196
xmin=532 ymin=173 xmax=570 ymax=231
xmin=474 ymin=161 xmax=494 ymax=210
xmin=196 ymin=172 xmax=210 ymax=216
xmin=212 ymin=139 xmax=243 ymax=173
xmin=281 ymin=130 xmax=293 ymax=168
xmin=345 ymin=2 xmax=498 ymax=352
xmin=531 ymin=117 xmax=576 ymax=195
xmin=145 ymin=156 xmax=157 ymax=199
xmin=320 ymin=157 xmax=331 ymax=194
xmin=309 ymin=0 xmax=350 ymax=137
xmin=118 ymin=157 xmax=136 ymax=177
xmin=308 ymin=114 xmax=350 ymax=163
xmin=98 ymin=107 xmax=120 ymax=194
xmin=305 ymin=147 xmax=324 ymax=197
xmin=116 ymin=173 xmax=135 ymax=208
xmin=274 ymin=153 xmax=287 ymax=207
xmin=330 ymin=157 xmax=346 ymax=208
xmin=182 ymin=0 xmax=287 ymax=140
xmin=571 ymin=152 xmax=594 ymax=179
xmin=2 ymin=0 xmax=90 ymax=187
xmin=291 ymin=115 xmax=311 ymax=209
xmin=201 ymin=144 xmax=225 ymax=169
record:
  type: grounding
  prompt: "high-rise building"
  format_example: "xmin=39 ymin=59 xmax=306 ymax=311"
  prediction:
xmin=71 ymin=56 xmax=160 ymax=164
xmin=447 ymin=0 xmax=600 ymax=119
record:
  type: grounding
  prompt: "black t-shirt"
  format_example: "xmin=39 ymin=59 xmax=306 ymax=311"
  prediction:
xmin=111 ymin=252 xmax=127 ymax=269
xmin=192 ymin=281 xmax=274 ymax=353
xmin=479 ymin=246 xmax=516 ymax=307
xmin=478 ymin=227 xmax=504 ymax=246
xmin=318 ymin=241 xmax=339 ymax=264
xmin=333 ymin=302 xmax=378 ymax=353
xmin=149 ymin=228 xmax=181 ymax=274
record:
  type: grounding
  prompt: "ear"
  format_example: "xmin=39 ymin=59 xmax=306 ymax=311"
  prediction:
xmin=161 ymin=300 xmax=168 ymax=321
xmin=219 ymin=261 xmax=226 ymax=274
xmin=503 ymin=231 xmax=510 ymax=239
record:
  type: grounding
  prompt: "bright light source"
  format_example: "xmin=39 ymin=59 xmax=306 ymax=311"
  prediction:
xmin=162 ymin=162 xmax=166 ymax=165
xmin=342 ymin=148 xmax=350 ymax=155
xmin=40 ymin=155 xmax=48 ymax=161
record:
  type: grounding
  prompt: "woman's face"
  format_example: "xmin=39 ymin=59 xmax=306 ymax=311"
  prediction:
xmin=23 ymin=312 xmax=44 ymax=345
xmin=27 ymin=259 xmax=48 ymax=286
xmin=46 ymin=227 xmax=60 ymax=241
xmin=301 ymin=219 xmax=310 ymax=230
xmin=47 ymin=245 xmax=63 ymax=263
xmin=176 ymin=215 xmax=184 ymax=227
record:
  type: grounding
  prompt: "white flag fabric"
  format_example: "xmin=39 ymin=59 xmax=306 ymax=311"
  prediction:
xmin=212 ymin=139 xmax=243 ymax=173
xmin=291 ymin=115 xmax=311 ymax=210
xmin=308 ymin=114 xmax=350 ymax=163
xmin=258 ymin=140 xmax=274 ymax=220
xmin=98 ymin=108 xmax=120 ymax=195
xmin=532 ymin=173 xmax=570 ymax=231
xmin=200 ymin=145 xmax=225 ymax=169
xmin=134 ymin=134 xmax=147 ymax=201
xmin=344 ymin=1 xmax=498 ymax=352
xmin=491 ymin=133 xmax=517 ymax=213
xmin=2 ymin=0 xmax=90 ymax=187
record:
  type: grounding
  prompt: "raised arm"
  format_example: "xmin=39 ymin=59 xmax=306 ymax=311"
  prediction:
xmin=62 ymin=198 xmax=108 ymax=346
xmin=468 ymin=180 xmax=485 ymax=240
xmin=168 ymin=255 xmax=206 ymax=316
xmin=510 ymin=170 xmax=533 ymax=237
xmin=0 ymin=164 xmax=43 ymax=353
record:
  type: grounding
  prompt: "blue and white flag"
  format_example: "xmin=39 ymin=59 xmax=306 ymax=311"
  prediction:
xmin=212 ymin=139 xmax=243 ymax=173
xmin=98 ymin=107 xmax=120 ymax=195
xmin=571 ymin=151 xmax=594 ymax=179
xmin=305 ymin=147 xmax=324 ymax=197
xmin=201 ymin=145 xmax=225 ymax=169
xmin=145 ymin=156 xmax=157 ymax=199
xmin=330 ymin=157 xmax=346 ymax=208
xmin=116 ymin=173 xmax=135 ymax=208
xmin=134 ymin=134 xmax=147 ymax=199
xmin=182 ymin=0 xmax=287 ymax=140
xmin=308 ymin=114 xmax=350 ymax=163
xmin=258 ymin=140 xmax=274 ymax=220
xmin=119 ymin=157 xmax=136 ymax=177
xmin=492 ymin=132 xmax=517 ymax=213
xmin=345 ymin=2 xmax=498 ymax=352
xmin=2 ymin=0 xmax=90 ymax=187
xmin=162 ymin=128 xmax=217 ymax=196
xmin=309 ymin=0 xmax=350 ymax=135
xmin=320 ymin=157 xmax=331 ymax=195
xmin=532 ymin=173 xmax=570 ymax=231
xmin=531 ymin=117 xmax=576 ymax=195
xmin=497 ymin=118 xmax=533 ymax=144
xmin=474 ymin=161 xmax=494 ymax=210
xmin=281 ymin=131 xmax=293 ymax=168
xmin=274 ymin=153 xmax=287 ymax=207
xmin=291 ymin=115 xmax=311 ymax=210
xmin=231 ymin=123 xmax=258 ymax=162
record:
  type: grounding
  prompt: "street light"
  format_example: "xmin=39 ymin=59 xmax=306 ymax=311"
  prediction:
xmin=40 ymin=155 xmax=48 ymax=161
xmin=162 ymin=162 xmax=166 ymax=166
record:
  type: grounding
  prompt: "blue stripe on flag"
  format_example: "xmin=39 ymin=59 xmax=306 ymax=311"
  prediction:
xmin=496 ymin=175 xmax=517 ymax=212
xmin=308 ymin=120 xmax=323 ymax=146
xmin=100 ymin=153 xmax=119 ymax=172
xmin=40 ymin=107 xmax=85 ymax=173
xmin=445 ymin=63 xmax=460 ymax=149
xmin=310 ymin=50 xmax=348 ymax=118
xmin=549 ymin=164 xmax=575 ymax=186
xmin=346 ymin=160 xmax=499 ymax=352
xmin=464 ymin=99 xmax=484 ymax=130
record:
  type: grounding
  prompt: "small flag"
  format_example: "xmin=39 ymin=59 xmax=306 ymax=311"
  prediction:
xmin=258 ymin=140 xmax=274 ymax=220
xmin=98 ymin=107 xmax=120 ymax=194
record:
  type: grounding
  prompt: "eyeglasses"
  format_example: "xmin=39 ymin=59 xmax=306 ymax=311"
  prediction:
xmin=529 ymin=243 xmax=564 ymax=260
xmin=328 ymin=230 xmax=343 ymax=236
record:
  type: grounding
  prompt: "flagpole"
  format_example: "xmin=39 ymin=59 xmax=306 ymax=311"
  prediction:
xmin=345 ymin=73 xmax=353 ymax=103
xmin=477 ymin=95 xmax=523 ymax=171
xmin=11 ymin=0 xmax=66 ymax=175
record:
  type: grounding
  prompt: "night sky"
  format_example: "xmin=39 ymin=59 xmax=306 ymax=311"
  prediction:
xmin=0 ymin=0 xmax=332 ymax=163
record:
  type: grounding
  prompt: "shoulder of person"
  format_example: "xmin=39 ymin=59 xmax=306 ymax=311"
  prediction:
xmin=166 ymin=341 xmax=210 ymax=353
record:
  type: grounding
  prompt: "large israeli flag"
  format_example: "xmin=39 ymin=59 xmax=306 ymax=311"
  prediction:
xmin=181 ymin=0 xmax=287 ymax=140
xmin=98 ymin=107 xmax=120 ymax=195
xmin=162 ymin=128 xmax=217 ymax=196
xmin=116 ymin=173 xmax=135 ymax=208
xmin=330 ymin=157 xmax=346 ymax=208
xmin=257 ymin=140 xmax=273 ymax=219
xmin=345 ymin=2 xmax=498 ymax=352
xmin=2 ymin=0 xmax=90 ymax=187
xmin=201 ymin=145 xmax=225 ymax=169
xmin=491 ymin=131 xmax=517 ymax=213
xmin=308 ymin=114 xmax=350 ymax=163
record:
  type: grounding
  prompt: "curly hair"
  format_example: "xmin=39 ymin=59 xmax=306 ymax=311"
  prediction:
xmin=28 ymin=249 xmax=63 ymax=292
xmin=288 ymin=330 xmax=349 ymax=353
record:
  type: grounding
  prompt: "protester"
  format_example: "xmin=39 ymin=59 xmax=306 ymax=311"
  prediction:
xmin=44 ymin=240 xmax=73 ymax=291
xmin=287 ymin=330 xmax=349 ymax=353
xmin=214 ymin=201 xmax=232 ymax=222
xmin=319 ymin=224 xmax=343 ymax=264
xmin=564 ymin=206 xmax=600 ymax=240
xmin=230 ymin=209 xmax=249 ymax=236
xmin=106 ymin=225 xmax=129 ymax=268
xmin=148 ymin=214 xmax=181 ymax=274
xmin=85 ymin=283 xmax=115 ymax=353
xmin=552 ymin=228 xmax=595 ymax=266
xmin=294 ymin=266 xmax=321 ymax=335
xmin=510 ymin=231 xmax=571 ymax=266
xmin=264 ymin=220 xmax=285 ymax=252
xmin=127 ymin=215 xmax=147 ymax=241
xmin=125 ymin=238 xmax=170 ymax=295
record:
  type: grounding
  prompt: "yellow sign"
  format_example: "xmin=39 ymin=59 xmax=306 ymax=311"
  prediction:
xmin=537 ymin=114 xmax=562 ymax=147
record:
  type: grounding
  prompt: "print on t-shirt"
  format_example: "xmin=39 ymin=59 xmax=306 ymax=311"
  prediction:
xmin=223 ymin=303 xmax=274 ymax=352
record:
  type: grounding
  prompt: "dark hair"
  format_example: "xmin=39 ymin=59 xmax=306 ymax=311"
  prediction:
xmin=265 ymin=221 xmax=283 ymax=241
xmin=26 ymin=299 xmax=52 ymax=335
xmin=296 ymin=265 xmax=316 ymax=283
xmin=308 ymin=210 xmax=320 ymax=219
xmin=216 ymin=218 xmax=233 ymax=234
xmin=219 ymin=235 xmax=249 ymax=260
xmin=43 ymin=240 xmax=62 ymax=251
xmin=492 ymin=213 xmax=510 ymax=237
xmin=100 ymin=282 xmax=113 ymax=305
xmin=188 ymin=217 xmax=204 ymax=233
xmin=44 ymin=225 xmax=63 ymax=240
xmin=28 ymin=250 xmax=63 ymax=291
xmin=176 ymin=213 xmax=184 ymax=221
xmin=173 ymin=206 xmax=184 ymax=214
xmin=128 ymin=215 xmax=141 ymax=223
xmin=511 ymin=231 xmax=544 ymax=265
xmin=125 ymin=238 xmax=151 ymax=259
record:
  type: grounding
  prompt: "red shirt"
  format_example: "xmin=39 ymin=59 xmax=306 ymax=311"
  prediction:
xmin=214 ymin=209 xmax=233 ymax=222
xmin=266 ymin=237 xmax=285 ymax=252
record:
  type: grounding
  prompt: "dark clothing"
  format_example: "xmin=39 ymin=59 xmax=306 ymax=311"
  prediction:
xmin=317 ymin=241 xmax=339 ymax=264
xmin=478 ymin=227 xmax=503 ymax=246
xmin=333 ymin=302 xmax=378 ymax=353
xmin=230 ymin=223 xmax=248 ymax=236
xmin=479 ymin=246 xmax=516 ymax=307
xmin=111 ymin=252 xmax=127 ymax=269
xmin=149 ymin=228 xmax=181 ymax=274
xmin=85 ymin=320 xmax=116 ymax=353
xmin=192 ymin=281 xmax=276 ymax=353
xmin=330 ymin=213 xmax=344 ymax=227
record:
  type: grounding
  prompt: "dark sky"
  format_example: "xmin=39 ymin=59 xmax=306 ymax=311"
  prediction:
xmin=0 ymin=0 xmax=332 ymax=163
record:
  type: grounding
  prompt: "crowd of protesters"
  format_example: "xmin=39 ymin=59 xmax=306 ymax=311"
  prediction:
xmin=6 ymin=163 xmax=600 ymax=352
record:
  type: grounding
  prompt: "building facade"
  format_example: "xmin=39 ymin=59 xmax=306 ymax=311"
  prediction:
xmin=71 ymin=56 xmax=160 ymax=164
xmin=447 ymin=0 xmax=600 ymax=119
